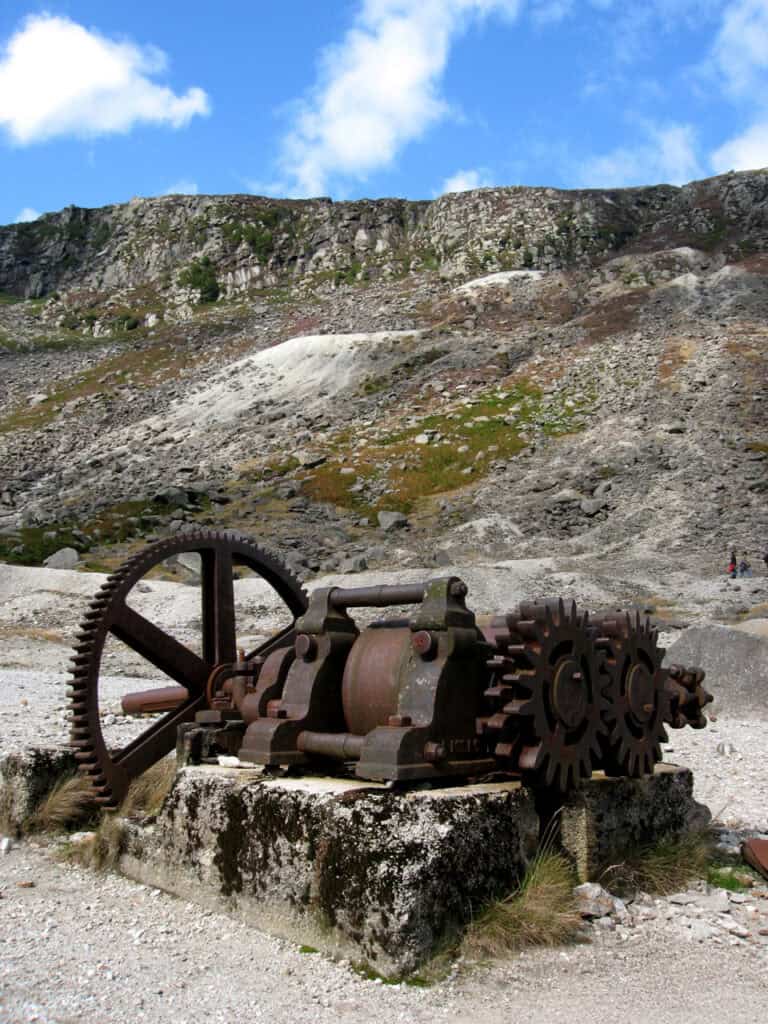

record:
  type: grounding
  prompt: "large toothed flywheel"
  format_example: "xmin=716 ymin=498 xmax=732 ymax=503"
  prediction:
xmin=68 ymin=530 xmax=306 ymax=806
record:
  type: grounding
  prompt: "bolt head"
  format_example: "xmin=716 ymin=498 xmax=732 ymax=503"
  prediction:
xmin=412 ymin=630 xmax=436 ymax=658
xmin=295 ymin=634 xmax=317 ymax=661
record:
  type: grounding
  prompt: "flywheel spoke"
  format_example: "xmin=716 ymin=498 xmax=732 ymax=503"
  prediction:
xmin=69 ymin=529 xmax=307 ymax=806
xmin=113 ymin=694 xmax=208 ymax=776
xmin=111 ymin=602 xmax=211 ymax=694
xmin=201 ymin=546 xmax=236 ymax=664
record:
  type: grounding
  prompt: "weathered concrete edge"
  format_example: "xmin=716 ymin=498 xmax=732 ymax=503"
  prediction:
xmin=120 ymin=768 xmax=541 ymax=976
xmin=0 ymin=746 xmax=78 ymax=832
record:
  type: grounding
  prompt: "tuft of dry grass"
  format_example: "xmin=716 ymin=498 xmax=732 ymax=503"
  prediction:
xmin=0 ymin=787 xmax=15 ymax=837
xmin=119 ymin=757 xmax=176 ymax=819
xmin=59 ymin=759 xmax=176 ymax=872
xmin=25 ymin=774 xmax=97 ymax=833
xmin=598 ymin=832 xmax=713 ymax=898
xmin=65 ymin=812 xmax=127 ymax=871
xmin=462 ymin=851 xmax=581 ymax=959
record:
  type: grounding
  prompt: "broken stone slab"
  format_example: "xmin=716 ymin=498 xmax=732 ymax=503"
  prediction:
xmin=119 ymin=763 xmax=708 ymax=975
xmin=559 ymin=764 xmax=710 ymax=882
xmin=121 ymin=769 xmax=539 ymax=976
xmin=0 ymin=747 xmax=78 ymax=832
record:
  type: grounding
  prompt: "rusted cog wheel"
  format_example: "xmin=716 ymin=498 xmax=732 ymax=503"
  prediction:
xmin=665 ymin=664 xmax=712 ymax=729
xmin=483 ymin=599 xmax=608 ymax=791
xmin=68 ymin=530 xmax=307 ymax=807
xmin=594 ymin=610 xmax=669 ymax=778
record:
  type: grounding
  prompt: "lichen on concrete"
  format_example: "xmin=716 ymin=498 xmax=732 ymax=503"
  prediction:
xmin=0 ymin=746 xmax=77 ymax=832
xmin=120 ymin=768 xmax=539 ymax=975
xmin=118 ymin=763 xmax=709 ymax=974
xmin=559 ymin=764 xmax=711 ymax=881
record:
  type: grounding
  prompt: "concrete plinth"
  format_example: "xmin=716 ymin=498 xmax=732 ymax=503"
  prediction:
xmin=559 ymin=765 xmax=711 ymax=882
xmin=119 ymin=762 xmax=709 ymax=975
xmin=0 ymin=747 xmax=77 ymax=833
xmin=120 ymin=768 xmax=539 ymax=975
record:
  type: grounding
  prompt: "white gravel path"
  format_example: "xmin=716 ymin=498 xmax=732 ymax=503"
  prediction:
xmin=2 ymin=563 xmax=768 ymax=1021
xmin=1 ymin=842 xmax=766 ymax=1024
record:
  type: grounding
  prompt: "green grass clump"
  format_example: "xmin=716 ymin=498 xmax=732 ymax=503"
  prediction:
xmin=598 ymin=832 xmax=713 ymax=897
xmin=301 ymin=378 xmax=592 ymax=515
xmin=462 ymin=851 xmax=581 ymax=959
xmin=707 ymin=866 xmax=754 ymax=892
xmin=0 ymin=497 xmax=174 ymax=566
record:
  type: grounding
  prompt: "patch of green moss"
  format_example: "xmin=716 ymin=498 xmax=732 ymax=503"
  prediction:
xmin=302 ymin=379 xmax=593 ymax=515
xmin=178 ymin=256 xmax=220 ymax=303
xmin=706 ymin=866 xmax=750 ymax=892
xmin=0 ymin=498 xmax=176 ymax=566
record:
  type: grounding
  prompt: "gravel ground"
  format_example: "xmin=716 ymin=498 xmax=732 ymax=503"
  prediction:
xmin=1 ymin=842 xmax=766 ymax=1024
xmin=2 ymin=564 xmax=768 ymax=1022
xmin=1 ymin=670 xmax=162 ymax=751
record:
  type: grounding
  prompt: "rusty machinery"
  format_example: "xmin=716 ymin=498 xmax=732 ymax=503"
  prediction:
xmin=68 ymin=530 xmax=712 ymax=807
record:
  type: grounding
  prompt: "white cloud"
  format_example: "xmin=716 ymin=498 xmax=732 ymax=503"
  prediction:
xmin=579 ymin=121 xmax=702 ymax=187
xmin=162 ymin=179 xmax=199 ymax=195
xmin=15 ymin=207 xmax=40 ymax=222
xmin=0 ymin=14 xmax=209 ymax=145
xmin=438 ymin=168 xmax=494 ymax=194
xmin=711 ymin=119 xmax=768 ymax=172
xmin=280 ymin=0 xmax=523 ymax=196
xmin=530 ymin=0 xmax=574 ymax=25
xmin=706 ymin=2 xmax=768 ymax=174
xmin=713 ymin=0 xmax=768 ymax=97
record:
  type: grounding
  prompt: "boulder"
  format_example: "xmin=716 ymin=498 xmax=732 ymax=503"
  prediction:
xmin=43 ymin=547 xmax=79 ymax=570
xmin=377 ymin=510 xmax=409 ymax=531
xmin=664 ymin=625 xmax=768 ymax=717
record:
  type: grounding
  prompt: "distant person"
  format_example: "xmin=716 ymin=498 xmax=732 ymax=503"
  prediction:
xmin=738 ymin=553 xmax=752 ymax=578
xmin=727 ymin=557 xmax=737 ymax=577
xmin=763 ymin=549 xmax=768 ymax=573
xmin=730 ymin=549 xmax=737 ymax=567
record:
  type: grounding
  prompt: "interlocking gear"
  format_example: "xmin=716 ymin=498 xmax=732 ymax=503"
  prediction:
xmin=483 ymin=599 xmax=608 ymax=791
xmin=664 ymin=664 xmax=712 ymax=729
xmin=592 ymin=610 xmax=671 ymax=778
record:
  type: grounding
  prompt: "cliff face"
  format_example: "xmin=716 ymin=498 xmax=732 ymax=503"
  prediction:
xmin=2 ymin=170 xmax=767 ymax=305
xmin=0 ymin=170 xmax=766 ymax=581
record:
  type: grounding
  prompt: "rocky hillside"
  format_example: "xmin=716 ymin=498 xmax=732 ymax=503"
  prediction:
xmin=0 ymin=170 xmax=766 ymax=597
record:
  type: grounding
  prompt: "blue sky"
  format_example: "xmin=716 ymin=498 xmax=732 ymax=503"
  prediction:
xmin=1 ymin=1 xmax=767 ymax=225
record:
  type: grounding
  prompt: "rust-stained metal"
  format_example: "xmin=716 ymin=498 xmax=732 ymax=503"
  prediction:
xmin=480 ymin=599 xmax=608 ymax=791
xmin=68 ymin=530 xmax=306 ymax=806
xmin=742 ymin=838 xmax=768 ymax=881
xmin=69 ymin=529 xmax=713 ymax=805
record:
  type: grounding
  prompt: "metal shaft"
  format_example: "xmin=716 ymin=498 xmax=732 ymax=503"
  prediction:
xmin=328 ymin=583 xmax=428 ymax=608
